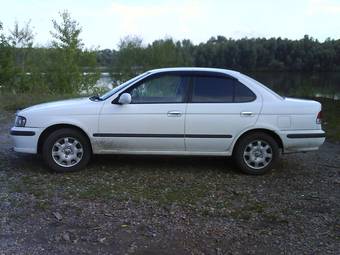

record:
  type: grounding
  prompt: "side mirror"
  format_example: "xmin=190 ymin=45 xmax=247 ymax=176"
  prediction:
xmin=118 ymin=93 xmax=132 ymax=105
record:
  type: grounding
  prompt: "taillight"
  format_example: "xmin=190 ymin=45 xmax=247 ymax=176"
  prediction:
xmin=316 ymin=111 xmax=323 ymax=124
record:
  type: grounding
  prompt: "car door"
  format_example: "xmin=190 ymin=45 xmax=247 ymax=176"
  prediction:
xmin=185 ymin=74 xmax=262 ymax=153
xmin=97 ymin=73 xmax=189 ymax=153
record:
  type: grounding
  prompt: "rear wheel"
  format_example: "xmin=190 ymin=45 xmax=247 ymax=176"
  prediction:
xmin=233 ymin=132 xmax=280 ymax=175
xmin=42 ymin=128 xmax=91 ymax=173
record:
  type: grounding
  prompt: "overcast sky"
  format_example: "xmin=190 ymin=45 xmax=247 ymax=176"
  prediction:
xmin=1 ymin=0 xmax=340 ymax=49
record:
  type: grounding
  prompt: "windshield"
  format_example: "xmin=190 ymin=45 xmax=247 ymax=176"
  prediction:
xmin=99 ymin=72 xmax=150 ymax=100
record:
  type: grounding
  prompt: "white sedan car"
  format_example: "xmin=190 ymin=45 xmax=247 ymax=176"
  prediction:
xmin=10 ymin=68 xmax=325 ymax=174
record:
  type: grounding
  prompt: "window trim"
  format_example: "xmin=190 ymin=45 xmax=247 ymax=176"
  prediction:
xmin=111 ymin=70 xmax=256 ymax=104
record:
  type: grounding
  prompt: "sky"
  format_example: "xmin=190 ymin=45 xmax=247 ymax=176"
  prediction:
xmin=0 ymin=0 xmax=340 ymax=49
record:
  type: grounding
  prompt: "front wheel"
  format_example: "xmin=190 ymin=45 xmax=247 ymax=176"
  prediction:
xmin=233 ymin=132 xmax=280 ymax=175
xmin=42 ymin=128 xmax=92 ymax=173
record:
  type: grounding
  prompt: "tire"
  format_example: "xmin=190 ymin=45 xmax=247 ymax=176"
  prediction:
xmin=233 ymin=132 xmax=280 ymax=175
xmin=42 ymin=128 xmax=92 ymax=173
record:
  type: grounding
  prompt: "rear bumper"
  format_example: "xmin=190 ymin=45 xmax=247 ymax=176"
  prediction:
xmin=281 ymin=130 xmax=326 ymax=153
xmin=10 ymin=127 xmax=43 ymax=154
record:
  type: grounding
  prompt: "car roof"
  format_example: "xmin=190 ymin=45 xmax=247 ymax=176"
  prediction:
xmin=149 ymin=67 xmax=241 ymax=78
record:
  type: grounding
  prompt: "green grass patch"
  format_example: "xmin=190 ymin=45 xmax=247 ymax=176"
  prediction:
xmin=70 ymin=173 xmax=210 ymax=205
xmin=5 ymin=165 xmax=231 ymax=210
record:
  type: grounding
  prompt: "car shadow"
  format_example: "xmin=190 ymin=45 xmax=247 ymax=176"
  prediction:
xmin=89 ymin=154 xmax=240 ymax=175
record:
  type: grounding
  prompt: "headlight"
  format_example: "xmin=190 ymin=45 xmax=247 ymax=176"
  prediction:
xmin=15 ymin=116 xmax=27 ymax=127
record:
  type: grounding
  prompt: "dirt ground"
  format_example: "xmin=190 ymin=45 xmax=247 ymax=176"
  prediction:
xmin=0 ymin=111 xmax=339 ymax=255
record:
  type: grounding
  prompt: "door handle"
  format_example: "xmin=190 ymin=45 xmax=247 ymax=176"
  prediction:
xmin=167 ymin=111 xmax=182 ymax=117
xmin=240 ymin=111 xmax=254 ymax=116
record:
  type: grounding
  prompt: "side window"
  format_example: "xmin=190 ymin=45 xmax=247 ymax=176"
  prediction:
xmin=192 ymin=76 xmax=234 ymax=103
xmin=234 ymin=82 xmax=256 ymax=102
xmin=129 ymin=75 xmax=186 ymax=103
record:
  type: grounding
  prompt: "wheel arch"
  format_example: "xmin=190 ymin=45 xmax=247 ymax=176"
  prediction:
xmin=232 ymin=128 xmax=284 ymax=155
xmin=37 ymin=124 xmax=93 ymax=154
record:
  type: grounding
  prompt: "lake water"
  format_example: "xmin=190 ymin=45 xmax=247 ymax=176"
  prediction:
xmin=248 ymin=72 xmax=340 ymax=100
xmin=96 ymin=72 xmax=340 ymax=100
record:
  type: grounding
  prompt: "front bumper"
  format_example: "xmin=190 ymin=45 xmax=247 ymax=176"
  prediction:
xmin=10 ymin=127 xmax=43 ymax=154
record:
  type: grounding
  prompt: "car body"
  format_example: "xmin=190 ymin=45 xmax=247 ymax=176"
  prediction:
xmin=10 ymin=67 xmax=325 ymax=174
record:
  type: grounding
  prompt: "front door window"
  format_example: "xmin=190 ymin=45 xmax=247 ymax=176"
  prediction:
xmin=129 ymin=75 xmax=187 ymax=103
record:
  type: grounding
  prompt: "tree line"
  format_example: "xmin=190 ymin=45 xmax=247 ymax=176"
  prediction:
xmin=1 ymin=11 xmax=340 ymax=94
xmin=101 ymin=35 xmax=340 ymax=81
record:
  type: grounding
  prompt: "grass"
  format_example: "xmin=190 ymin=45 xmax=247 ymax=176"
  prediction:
xmin=0 ymin=150 xmax=243 ymax=214
xmin=3 ymin=155 xmax=276 ymax=220
xmin=6 ymin=167 xmax=214 ymax=206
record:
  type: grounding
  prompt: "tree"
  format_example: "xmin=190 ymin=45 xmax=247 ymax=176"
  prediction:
xmin=47 ymin=10 xmax=98 ymax=94
xmin=115 ymin=35 xmax=146 ymax=81
xmin=0 ymin=21 xmax=12 ymax=92
xmin=8 ymin=20 xmax=34 ymax=48
xmin=178 ymin=39 xmax=195 ymax=66
xmin=0 ymin=21 xmax=17 ymax=92
xmin=147 ymin=38 xmax=183 ymax=68
xmin=7 ymin=21 xmax=40 ymax=92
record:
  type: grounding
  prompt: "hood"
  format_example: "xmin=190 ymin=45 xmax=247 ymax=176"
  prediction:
xmin=17 ymin=97 xmax=104 ymax=128
xmin=20 ymin=97 xmax=90 ymax=114
xmin=18 ymin=96 xmax=103 ymax=120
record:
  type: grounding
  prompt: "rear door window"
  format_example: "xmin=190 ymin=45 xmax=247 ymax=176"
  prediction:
xmin=234 ymin=82 xmax=256 ymax=102
xmin=191 ymin=75 xmax=256 ymax=103
xmin=192 ymin=76 xmax=234 ymax=103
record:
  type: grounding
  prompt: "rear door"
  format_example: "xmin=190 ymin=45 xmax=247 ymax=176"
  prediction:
xmin=185 ymin=74 xmax=262 ymax=153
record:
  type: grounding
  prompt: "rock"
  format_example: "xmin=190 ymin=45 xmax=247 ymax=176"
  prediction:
xmin=98 ymin=237 xmax=106 ymax=243
xmin=216 ymin=248 xmax=222 ymax=255
xmin=52 ymin=212 xmax=63 ymax=221
xmin=334 ymin=179 xmax=340 ymax=184
xmin=127 ymin=242 xmax=137 ymax=253
xmin=62 ymin=233 xmax=70 ymax=242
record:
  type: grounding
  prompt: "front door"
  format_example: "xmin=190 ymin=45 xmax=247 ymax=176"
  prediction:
xmin=97 ymin=73 xmax=189 ymax=153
